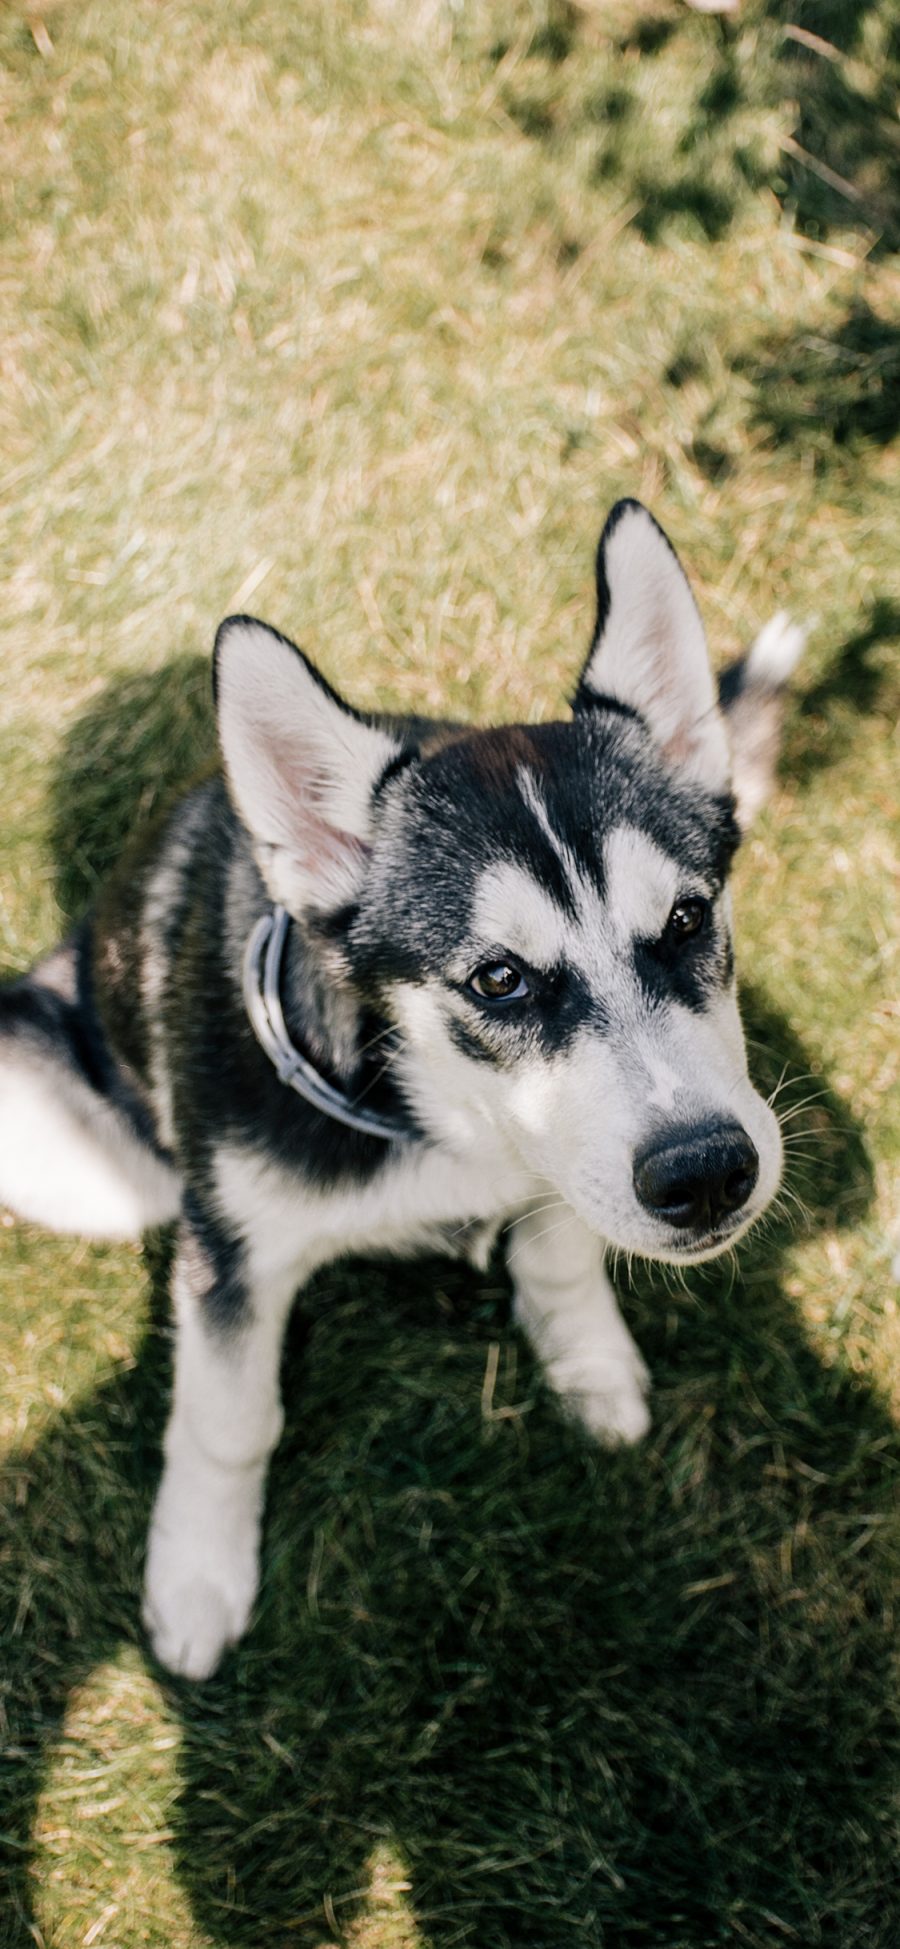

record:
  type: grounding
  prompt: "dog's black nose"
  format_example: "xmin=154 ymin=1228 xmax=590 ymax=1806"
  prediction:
xmin=633 ymin=1122 xmax=759 ymax=1232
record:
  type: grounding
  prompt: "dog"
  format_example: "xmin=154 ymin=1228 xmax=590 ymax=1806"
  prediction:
xmin=0 ymin=500 xmax=804 ymax=1679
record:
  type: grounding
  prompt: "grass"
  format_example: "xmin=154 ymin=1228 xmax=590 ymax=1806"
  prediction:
xmin=1 ymin=0 xmax=899 ymax=1943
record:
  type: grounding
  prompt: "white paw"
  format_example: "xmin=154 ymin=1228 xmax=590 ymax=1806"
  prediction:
xmin=142 ymin=1456 xmax=264 ymax=1679
xmin=553 ymin=1355 xmax=652 ymax=1445
xmin=143 ymin=1573 xmax=254 ymax=1681
xmin=513 ymin=1285 xmax=652 ymax=1447
xmin=539 ymin=1342 xmax=651 ymax=1447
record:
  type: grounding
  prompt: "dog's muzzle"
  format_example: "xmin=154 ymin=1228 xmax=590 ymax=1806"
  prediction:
xmin=633 ymin=1120 xmax=759 ymax=1235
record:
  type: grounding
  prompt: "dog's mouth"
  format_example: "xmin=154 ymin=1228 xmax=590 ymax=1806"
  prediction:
xmin=563 ymin=1185 xmax=770 ymax=1269
xmin=647 ymin=1207 xmax=758 ymax=1265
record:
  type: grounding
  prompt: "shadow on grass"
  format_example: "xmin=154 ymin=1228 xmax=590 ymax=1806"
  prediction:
xmin=740 ymin=303 xmax=900 ymax=460
xmin=48 ymin=653 xmax=217 ymax=919
xmin=782 ymin=596 xmax=900 ymax=792
xmin=761 ymin=0 xmax=900 ymax=250
xmin=3 ymin=1017 xmax=898 ymax=1946
xmin=2 ymin=658 xmax=899 ymax=1946
xmin=664 ymin=299 xmax=900 ymax=491
xmin=498 ymin=0 xmax=900 ymax=253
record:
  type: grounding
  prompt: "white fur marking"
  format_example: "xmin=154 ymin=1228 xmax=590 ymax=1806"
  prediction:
xmin=471 ymin=860 xmax=573 ymax=974
xmin=643 ymin=1055 xmax=682 ymax=1115
xmin=31 ymin=941 xmax=79 ymax=1003
xmin=602 ymin=826 xmax=688 ymax=947
xmin=213 ymin=1137 xmax=531 ymax=1282
xmin=517 ymin=770 xmax=582 ymax=902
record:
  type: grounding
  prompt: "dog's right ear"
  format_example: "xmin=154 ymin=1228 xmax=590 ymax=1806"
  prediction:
xmin=214 ymin=617 xmax=405 ymax=914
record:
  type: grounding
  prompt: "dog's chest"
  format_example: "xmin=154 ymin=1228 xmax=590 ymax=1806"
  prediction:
xmin=213 ymin=1138 xmax=531 ymax=1286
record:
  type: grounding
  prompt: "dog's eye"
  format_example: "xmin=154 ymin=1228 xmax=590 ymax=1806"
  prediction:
xmin=666 ymin=897 xmax=709 ymax=942
xmin=469 ymin=962 xmax=530 ymax=1003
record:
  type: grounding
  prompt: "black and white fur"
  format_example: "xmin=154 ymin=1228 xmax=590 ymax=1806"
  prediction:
xmin=0 ymin=502 xmax=804 ymax=1679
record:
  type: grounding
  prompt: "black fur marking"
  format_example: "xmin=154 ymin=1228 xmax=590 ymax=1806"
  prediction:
xmin=448 ymin=1017 xmax=504 ymax=1066
xmin=180 ymin=1188 xmax=249 ymax=1333
xmin=0 ymin=965 xmax=78 ymax=1056
xmin=717 ymin=650 xmax=787 ymax=714
xmin=149 ymin=784 xmax=423 ymax=1196
xmin=591 ymin=498 xmax=644 ymax=655
xmin=372 ymin=748 xmax=419 ymax=799
xmin=717 ymin=656 xmax=749 ymax=712
xmin=313 ymin=901 xmax=359 ymax=944
xmin=533 ymin=972 xmax=610 ymax=1052
xmin=633 ymin=911 xmax=732 ymax=1016
xmin=571 ymin=689 xmax=644 ymax=724
xmin=450 ymin=963 xmax=604 ymax=1062
xmin=76 ymin=924 xmax=172 ymax=1156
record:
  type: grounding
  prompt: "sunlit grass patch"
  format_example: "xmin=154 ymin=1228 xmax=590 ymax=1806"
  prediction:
xmin=32 ymin=1650 xmax=193 ymax=1949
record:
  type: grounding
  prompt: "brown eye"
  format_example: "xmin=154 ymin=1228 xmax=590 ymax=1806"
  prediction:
xmin=667 ymin=897 xmax=708 ymax=941
xmin=469 ymin=962 xmax=530 ymax=1003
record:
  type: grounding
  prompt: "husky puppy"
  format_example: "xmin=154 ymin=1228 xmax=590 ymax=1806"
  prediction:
xmin=0 ymin=501 xmax=803 ymax=1679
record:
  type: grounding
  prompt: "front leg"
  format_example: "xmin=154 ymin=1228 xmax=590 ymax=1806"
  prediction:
xmin=143 ymin=1205 xmax=302 ymax=1679
xmin=509 ymin=1203 xmax=650 ymax=1445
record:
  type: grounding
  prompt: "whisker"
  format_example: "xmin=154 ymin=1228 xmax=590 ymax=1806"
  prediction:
xmin=765 ymin=1067 xmax=821 ymax=1107
xmin=775 ymin=1185 xmax=815 ymax=1223
xmin=775 ymin=1090 xmax=831 ymax=1122
xmin=764 ymin=1059 xmax=792 ymax=1106
xmin=489 ymin=1197 xmax=569 ymax=1245
xmin=767 ymin=1185 xmax=814 ymax=1232
xmin=506 ymin=1211 xmax=576 ymax=1267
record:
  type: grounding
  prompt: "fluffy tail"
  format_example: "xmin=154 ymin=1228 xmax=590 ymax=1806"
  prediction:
xmin=0 ymin=932 xmax=180 ymax=1238
xmin=718 ymin=613 xmax=807 ymax=830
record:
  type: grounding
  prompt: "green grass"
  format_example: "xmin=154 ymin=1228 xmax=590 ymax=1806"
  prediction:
xmin=1 ymin=1 xmax=899 ymax=1943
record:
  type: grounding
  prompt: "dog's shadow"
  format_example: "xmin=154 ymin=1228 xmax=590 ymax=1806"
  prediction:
xmin=3 ymin=661 xmax=899 ymax=1945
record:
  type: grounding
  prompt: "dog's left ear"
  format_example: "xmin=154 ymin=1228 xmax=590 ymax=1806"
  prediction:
xmin=214 ymin=616 xmax=405 ymax=914
xmin=573 ymin=500 xmax=731 ymax=794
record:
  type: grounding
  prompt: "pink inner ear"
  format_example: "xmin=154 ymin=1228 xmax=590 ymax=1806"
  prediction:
xmin=661 ymin=724 xmax=699 ymax=770
xmin=298 ymin=806 xmax=370 ymax=882
xmin=264 ymin=733 xmax=364 ymax=855
xmin=281 ymin=753 xmax=373 ymax=897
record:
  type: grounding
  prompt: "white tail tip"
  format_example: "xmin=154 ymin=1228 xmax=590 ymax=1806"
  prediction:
xmin=746 ymin=612 xmax=808 ymax=689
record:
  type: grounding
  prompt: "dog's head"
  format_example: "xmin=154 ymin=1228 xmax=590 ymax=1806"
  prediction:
xmin=215 ymin=501 xmax=785 ymax=1263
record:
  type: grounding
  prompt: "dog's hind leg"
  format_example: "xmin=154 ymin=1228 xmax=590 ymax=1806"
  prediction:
xmin=0 ymin=935 xmax=180 ymax=1239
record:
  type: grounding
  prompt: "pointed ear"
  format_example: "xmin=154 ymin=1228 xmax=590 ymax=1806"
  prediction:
xmin=214 ymin=616 xmax=404 ymax=913
xmin=573 ymin=500 xmax=731 ymax=793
